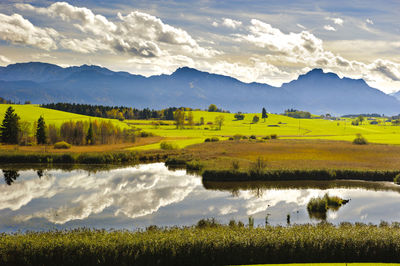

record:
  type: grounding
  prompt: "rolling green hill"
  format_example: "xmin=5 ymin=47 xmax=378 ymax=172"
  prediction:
xmin=0 ymin=104 xmax=128 ymax=128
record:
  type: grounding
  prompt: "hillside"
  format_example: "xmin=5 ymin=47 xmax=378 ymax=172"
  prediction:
xmin=0 ymin=104 xmax=128 ymax=128
xmin=0 ymin=63 xmax=399 ymax=115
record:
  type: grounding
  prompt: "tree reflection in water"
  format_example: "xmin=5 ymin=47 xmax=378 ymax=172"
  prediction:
xmin=3 ymin=170 xmax=20 ymax=185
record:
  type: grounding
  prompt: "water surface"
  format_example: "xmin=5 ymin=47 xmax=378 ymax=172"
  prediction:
xmin=1 ymin=163 xmax=400 ymax=232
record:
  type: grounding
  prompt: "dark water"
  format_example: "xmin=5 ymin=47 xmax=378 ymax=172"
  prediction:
xmin=1 ymin=163 xmax=400 ymax=232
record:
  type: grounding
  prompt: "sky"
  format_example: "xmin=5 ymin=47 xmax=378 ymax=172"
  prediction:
xmin=0 ymin=0 xmax=399 ymax=93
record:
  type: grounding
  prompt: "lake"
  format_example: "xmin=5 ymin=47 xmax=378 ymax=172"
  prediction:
xmin=1 ymin=163 xmax=400 ymax=232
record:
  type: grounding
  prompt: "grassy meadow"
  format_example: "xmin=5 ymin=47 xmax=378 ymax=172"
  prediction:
xmin=0 ymin=104 xmax=128 ymax=128
xmin=126 ymin=110 xmax=400 ymax=150
xmin=1 ymin=105 xmax=400 ymax=171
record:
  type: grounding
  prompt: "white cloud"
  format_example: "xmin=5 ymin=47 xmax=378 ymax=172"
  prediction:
xmin=0 ymin=13 xmax=59 ymax=50
xmin=222 ymin=18 xmax=242 ymax=29
xmin=327 ymin=17 xmax=344 ymax=26
xmin=59 ymin=38 xmax=111 ymax=54
xmin=16 ymin=2 xmax=218 ymax=58
xmin=324 ymin=25 xmax=336 ymax=31
xmin=7 ymin=3 xmax=400 ymax=93
xmin=296 ymin=23 xmax=306 ymax=29
xmin=366 ymin=18 xmax=374 ymax=25
xmin=0 ymin=55 xmax=11 ymax=65
xmin=10 ymin=164 xmax=200 ymax=224
xmin=233 ymin=19 xmax=400 ymax=93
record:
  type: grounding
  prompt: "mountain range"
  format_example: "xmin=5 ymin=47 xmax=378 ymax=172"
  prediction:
xmin=0 ymin=62 xmax=399 ymax=115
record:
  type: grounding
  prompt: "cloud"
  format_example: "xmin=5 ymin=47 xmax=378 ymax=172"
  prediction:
xmin=222 ymin=18 xmax=242 ymax=29
xmin=327 ymin=17 xmax=344 ymax=26
xmin=324 ymin=25 xmax=336 ymax=31
xmin=237 ymin=19 xmax=324 ymax=57
xmin=7 ymin=3 xmax=400 ymax=93
xmin=59 ymin=38 xmax=111 ymax=54
xmin=233 ymin=18 xmax=400 ymax=93
xmin=9 ymin=164 xmax=200 ymax=224
xmin=369 ymin=59 xmax=400 ymax=82
xmin=366 ymin=18 xmax=374 ymax=25
xmin=0 ymin=55 xmax=11 ymax=65
xmin=0 ymin=13 xmax=59 ymax=50
xmin=296 ymin=23 xmax=306 ymax=29
xmin=16 ymin=2 xmax=218 ymax=58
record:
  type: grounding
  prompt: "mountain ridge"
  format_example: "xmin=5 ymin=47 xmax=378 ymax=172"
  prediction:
xmin=0 ymin=62 xmax=399 ymax=115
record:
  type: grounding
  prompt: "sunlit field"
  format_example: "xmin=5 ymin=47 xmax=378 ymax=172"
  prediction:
xmin=0 ymin=104 xmax=128 ymax=128
xmin=127 ymin=110 xmax=400 ymax=149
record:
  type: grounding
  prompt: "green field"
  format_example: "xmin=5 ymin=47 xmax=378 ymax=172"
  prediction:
xmin=0 ymin=104 xmax=128 ymax=128
xmin=127 ymin=110 xmax=400 ymax=149
xmin=2 ymin=105 xmax=399 ymax=149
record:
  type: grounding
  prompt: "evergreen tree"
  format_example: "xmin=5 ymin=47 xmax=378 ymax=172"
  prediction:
xmin=262 ymin=107 xmax=268 ymax=122
xmin=86 ymin=122 xmax=94 ymax=144
xmin=36 ymin=116 xmax=47 ymax=144
xmin=0 ymin=106 xmax=20 ymax=144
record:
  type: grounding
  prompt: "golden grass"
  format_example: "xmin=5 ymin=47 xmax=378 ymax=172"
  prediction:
xmin=0 ymin=137 xmax=162 ymax=153
xmin=184 ymin=139 xmax=400 ymax=170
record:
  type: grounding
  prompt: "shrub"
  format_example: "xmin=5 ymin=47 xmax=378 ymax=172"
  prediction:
xmin=210 ymin=137 xmax=219 ymax=142
xmin=270 ymin=134 xmax=278 ymax=139
xmin=54 ymin=141 xmax=71 ymax=149
xmin=242 ymin=136 xmax=248 ymax=140
xmin=262 ymin=136 xmax=271 ymax=140
xmin=204 ymin=138 xmax=211 ymax=142
xmin=307 ymin=197 xmax=327 ymax=213
xmin=231 ymin=160 xmax=240 ymax=171
xmin=249 ymin=135 xmax=256 ymax=140
xmin=196 ymin=218 xmax=219 ymax=228
xmin=250 ymin=157 xmax=267 ymax=175
xmin=252 ymin=115 xmax=259 ymax=123
xmin=233 ymin=134 xmax=243 ymax=140
xmin=186 ymin=160 xmax=204 ymax=171
xmin=234 ymin=113 xmax=245 ymax=120
xmin=229 ymin=219 xmax=236 ymax=227
xmin=307 ymin=193 xmax=348 ymax=221
xmin=228 ymin=137 xmax=234 ymax=140
xmin=160 ymin=141 xmax=178 ymax=150
xmin=394 ymin=174 xmax=400 ymax=185
xmin=353 ymin=133 xmax=368 ymax=145
xmin=165 ymin=157 xmax=186 ymax=166
xmin=140 ymin=131 xmax=153 ymax=137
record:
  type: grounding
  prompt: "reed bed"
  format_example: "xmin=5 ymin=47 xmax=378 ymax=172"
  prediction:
xmin=202 ymin=169 xmax=399 ymax=182
xmin=0 ymin=150 xmax=168 ymax=165
xmin=2 ymin=223 xmax=400 ymax=265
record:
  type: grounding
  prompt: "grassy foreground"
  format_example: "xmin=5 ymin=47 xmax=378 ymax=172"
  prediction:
xmin=2 ymin=223 xmax=400 ymax=265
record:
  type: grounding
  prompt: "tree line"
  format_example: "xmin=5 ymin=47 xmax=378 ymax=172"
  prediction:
xmin=0 ymin=106 xmax=135 ymax=146
xmin=40 ymin=103 xmax=188 ymax=121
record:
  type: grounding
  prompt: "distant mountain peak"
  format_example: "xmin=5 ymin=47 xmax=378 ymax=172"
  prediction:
xmin=172 ymin=66 xmax=203 ymax=75
xmin=0 ymin=61 xmax=399 ymax=115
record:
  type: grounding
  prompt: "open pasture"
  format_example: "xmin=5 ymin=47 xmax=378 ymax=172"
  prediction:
xmin=128 ymin=111 xmax=400 ymax=149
